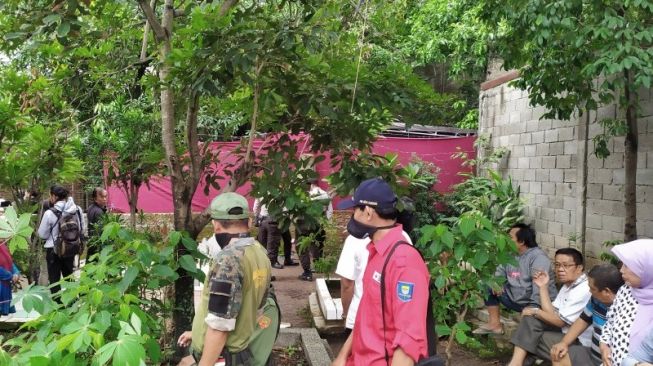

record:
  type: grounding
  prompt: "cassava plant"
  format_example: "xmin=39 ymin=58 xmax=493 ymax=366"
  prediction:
xmin=0 ymin=223 xmax=206 ymax=365
xmin=418 ymin=212 xmax=517 ymax=365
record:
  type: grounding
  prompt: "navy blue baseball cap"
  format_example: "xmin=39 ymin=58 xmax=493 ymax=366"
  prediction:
xmin=337 ymin=178 xmax=398 ymax=210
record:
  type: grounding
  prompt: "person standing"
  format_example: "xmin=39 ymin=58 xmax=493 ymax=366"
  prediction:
xmin=37 ymin=185 xmax=83 ymax=297
xmin=86 ymin=187 xmax=108 ymax=260
xmin=253 ymin=198 xmax=284 ymax=269
xmin=332 ymin=178 xmax=430 ymax=366
xmin=177 ymin=192 xmax=277 ymax=366
xmin=298 ymin=177 xmax=333 ymax=281
xmin=0 ymin=239 xmax=20 ymax=316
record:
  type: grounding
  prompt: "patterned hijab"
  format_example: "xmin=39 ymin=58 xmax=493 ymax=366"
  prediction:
xmin=612 ymin=239 xmax=653 ymax=350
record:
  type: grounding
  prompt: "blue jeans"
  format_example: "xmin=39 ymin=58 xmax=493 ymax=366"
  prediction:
xmin=484 ymin=288 xmax=527 ymax=313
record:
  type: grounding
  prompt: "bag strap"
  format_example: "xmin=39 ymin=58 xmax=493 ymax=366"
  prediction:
xmin=49 ymin=208 xmax=63 ymax=240
xmin=380 ymin=240 xmax=436 ymax=365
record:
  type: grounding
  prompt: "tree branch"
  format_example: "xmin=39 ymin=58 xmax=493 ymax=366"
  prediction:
xmin=138 ymin=0 xmax=166 ymax=42
xmin=219 ymin=0 xmax=240 ymax=16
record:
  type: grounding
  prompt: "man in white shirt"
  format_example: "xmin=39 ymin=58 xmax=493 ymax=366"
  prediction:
xmin=507 ymin=248 xmax=592 ymax=366
xmin=335 ymin=231 xmax=412 ymax=334
xmin=298 ymin=178 xmax=333 ymax=281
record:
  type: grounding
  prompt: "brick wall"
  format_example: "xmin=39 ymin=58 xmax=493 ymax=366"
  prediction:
xmin=479 ymin=78 xmax=653 ymax=259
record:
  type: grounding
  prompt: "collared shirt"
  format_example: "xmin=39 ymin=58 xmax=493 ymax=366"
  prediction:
xmin=552 ymin=273 xmax=592 ymax=345
xmin=336 ymin=232 xmax=413 ymax=330
xmin=347 ymin=225 xmax=429 ymax=365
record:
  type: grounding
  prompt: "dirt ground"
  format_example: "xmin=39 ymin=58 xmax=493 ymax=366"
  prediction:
xmin=270 ymin=250 xmax=315 ymax=328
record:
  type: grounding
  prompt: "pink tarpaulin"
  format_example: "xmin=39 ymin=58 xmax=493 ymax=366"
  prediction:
xmin=106 ymin=136 xmax=475 ymax=213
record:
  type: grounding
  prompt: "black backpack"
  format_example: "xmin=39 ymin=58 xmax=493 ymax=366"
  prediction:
xmin=50 ymin=208 xmax=83 ymax=258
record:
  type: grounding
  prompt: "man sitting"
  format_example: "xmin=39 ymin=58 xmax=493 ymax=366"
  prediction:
xmin=507 ymin=248 xmax=592 ymax=366
xmin=550 ymin=264 xmax=624 ymax=366
xmin=474 ymin=223 xmax=557 ymax=335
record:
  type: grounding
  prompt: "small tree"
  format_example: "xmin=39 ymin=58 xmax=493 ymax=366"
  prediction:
xmin=88 ymin=97 xmax=164 ymax=229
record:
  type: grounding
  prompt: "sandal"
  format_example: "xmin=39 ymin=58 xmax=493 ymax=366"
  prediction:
xmin=472 ymin=325 xmax=504 ymax=335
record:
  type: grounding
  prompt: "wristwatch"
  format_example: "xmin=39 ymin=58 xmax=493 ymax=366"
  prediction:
xmin=534 ymin=308 xmax=540 ymax=317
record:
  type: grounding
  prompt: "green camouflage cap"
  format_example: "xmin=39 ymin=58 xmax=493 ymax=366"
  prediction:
xmin=209 ymin=192 xmax=250 ymax=220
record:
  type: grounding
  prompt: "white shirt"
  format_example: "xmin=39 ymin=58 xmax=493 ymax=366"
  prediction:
xmin=252 ymin=198 xmax=269 ymax=217
xmin=335 ymin=231 xmax=412 ymax=329
xmin=552 ymin=273 xmax=592 ymax=346
xmin=309 ymin=186 xmax=333 ymax=219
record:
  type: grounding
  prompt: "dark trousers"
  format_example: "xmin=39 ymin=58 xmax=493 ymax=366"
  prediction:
xmin=46 ymin=248 xmax=75 ymax=297
xmin=298 ymin=228 xmax=325 ymax=273
xmin=257 ymin=218 xmax=282 ymax=264
xmin=511 ymin=315 xmax=568 ymax=363
xmin=281 ymin=229 xmax=293 ymax=262
xmin=484 ymin=287 xmax=528 ymax=313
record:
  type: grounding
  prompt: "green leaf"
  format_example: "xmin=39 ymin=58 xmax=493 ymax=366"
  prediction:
xmin=441 ymin=231 xmax=454 ymax=248
xmin=130 ymin=313 xmax=142 ymax=335
xmin=96 ymin=340 xmax=118 ymax=365
xmin=454 ymin=244 xmax=466 ymax=260
xmin=112 ymin=335 xmax=145 ymax=366
xmin=168 ymin=231 xmax=182 ymax=247
xmin=151 ymin=264 xmax=177 ymax=279
xmin=43 ymin=14 xmax=62 ymax=25
xmin=118 ymin=267 xmax=139 ymax=293
xmin=57 ymin=22 xmax=71 ymax=37
xmin=459 ymin=217 xmax=475 ymax=237
xmin=455 ymin=329 xmax=468 ymax=344
xmin=179 ymin=255 xmax=198 ymax=273
xmin=436 ymin=324 xmax=451 ymax=336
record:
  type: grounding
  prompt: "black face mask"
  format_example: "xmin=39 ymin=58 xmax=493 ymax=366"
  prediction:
xmin=346 ymin=215 xmax=395 ymax=240
xmin=214 ymin=233 xmax=248 ymax=249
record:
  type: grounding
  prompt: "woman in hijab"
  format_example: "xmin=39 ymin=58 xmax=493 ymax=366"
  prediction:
xmin=0 ymin=239 xmax=20 ymax=316
xmin=599 ymin=239 xmax=653 ymax=366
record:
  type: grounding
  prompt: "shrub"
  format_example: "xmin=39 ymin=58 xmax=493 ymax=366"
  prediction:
xmin=0 ymin=223 xmax=205 ymax=365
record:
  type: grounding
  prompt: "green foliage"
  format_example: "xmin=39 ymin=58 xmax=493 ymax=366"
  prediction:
xmin=481 ymin=0 xmax=653 ymax=152
xmin=0 ymin=206 xmax=34 ymax=253
xmin=599 ymin=240 xmax=622 ymax=266
xmin=2 ymin=223 xmax=205 ymax=365
xmin=0 ymin=67 xmax=83 ymax=208
xmin=446 ymin=170 xmax=524 ymax=232
xmin=419 ymin=212 xmax=517 ymax=349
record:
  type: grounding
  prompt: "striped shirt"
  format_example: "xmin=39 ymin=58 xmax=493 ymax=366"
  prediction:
xmin=579 ymin=297 xmax=609 ymax=365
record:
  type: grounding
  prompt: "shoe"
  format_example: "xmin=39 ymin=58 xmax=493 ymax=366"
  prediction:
xmin=284 ymin=259 xmax=299 ymax=266
xmin=271 ymin=262 xmax=284 ymax=269
xmin=298 ymin=272 xmax=313 ymax=281
xmin=472 ymin=325 xmax=504 ymax=335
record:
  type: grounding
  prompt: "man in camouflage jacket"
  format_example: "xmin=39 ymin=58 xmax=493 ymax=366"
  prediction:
xmin=177 ymin=192 xmax=277 ymax=366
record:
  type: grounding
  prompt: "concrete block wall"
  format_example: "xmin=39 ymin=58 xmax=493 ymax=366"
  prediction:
xmin=479 ymin=79 xmax=653 ymax=259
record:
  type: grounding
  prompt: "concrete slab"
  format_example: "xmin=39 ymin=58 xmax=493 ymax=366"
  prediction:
xmin=315 ymin=278 xmax=343 ymax=320
xmin=280 ymin=328 xmax=333 ymax=366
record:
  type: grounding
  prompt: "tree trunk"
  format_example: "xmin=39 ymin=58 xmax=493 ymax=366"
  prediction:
xmin=129 ymin=180 xmax=139 ymax=230
xmin=623 ymin=71 xmax=638 ymax=242
xmin=145 ymin=0 xmax=240 ymax=360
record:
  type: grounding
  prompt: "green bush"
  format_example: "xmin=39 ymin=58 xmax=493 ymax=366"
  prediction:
xmin=0 ymin=223 xmax=205 ymax=365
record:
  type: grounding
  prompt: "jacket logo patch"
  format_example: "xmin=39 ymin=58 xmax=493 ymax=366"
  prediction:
xmin=373 ymin=271 xmax=381 ymax=283
xmin=397 ymin=281 xmax=414 ymax=302
xmin=257 ymin=315 xmax=271 ymax=329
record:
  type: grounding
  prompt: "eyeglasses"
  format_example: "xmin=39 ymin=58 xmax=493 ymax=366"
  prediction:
xmin=554 ymin=263 xmax=578 ymax=270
